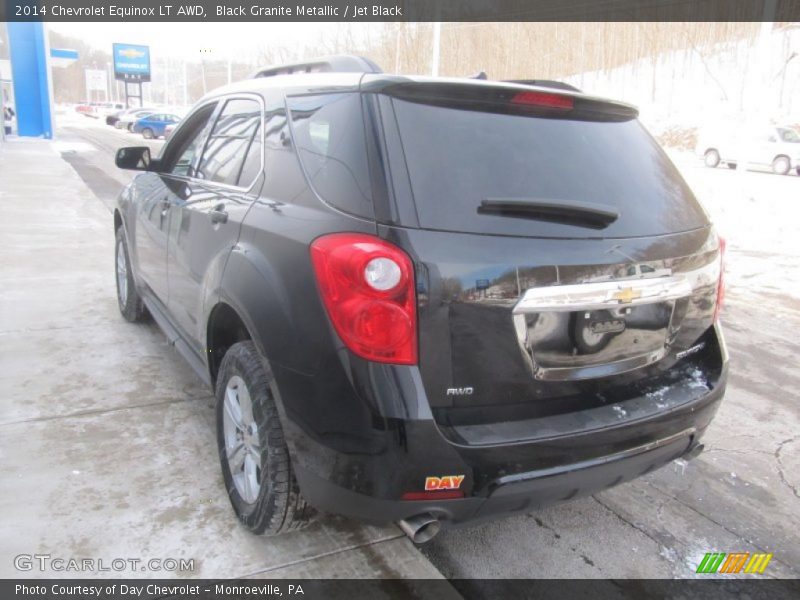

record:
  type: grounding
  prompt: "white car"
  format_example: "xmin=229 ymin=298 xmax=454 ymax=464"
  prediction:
xmin=696 ymin=125 xmax=800 ymax=175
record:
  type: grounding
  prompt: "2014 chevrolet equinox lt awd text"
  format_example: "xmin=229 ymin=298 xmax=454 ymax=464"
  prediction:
xmin=113 ymin=56 xmax=727 ymax=543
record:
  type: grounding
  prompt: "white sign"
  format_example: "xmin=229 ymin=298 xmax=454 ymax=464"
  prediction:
xmin=85 ymin=69 xmax=107 ymax=92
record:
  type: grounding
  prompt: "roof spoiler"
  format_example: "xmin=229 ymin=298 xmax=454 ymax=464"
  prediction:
xmin=253 ymin=55 xmax=383 ymax=78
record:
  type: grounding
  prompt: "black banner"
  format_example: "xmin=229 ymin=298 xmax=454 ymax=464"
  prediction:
xmin=2 ymin=0 xmax=800 ymax=22
xmin=2 ymin=579 xmax=800 ymax=600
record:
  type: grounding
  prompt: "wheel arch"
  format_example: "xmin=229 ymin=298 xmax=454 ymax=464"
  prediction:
xmin=206 ymin=300 xmax=257 ymax=386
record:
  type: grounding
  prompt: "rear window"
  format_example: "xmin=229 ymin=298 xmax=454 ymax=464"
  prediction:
xmin=389 ymin=97 xmax=709 ymax=238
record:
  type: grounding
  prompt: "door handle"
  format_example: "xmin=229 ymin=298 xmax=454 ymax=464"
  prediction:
xmin=210 ymin=205 xmax=228 ymax=224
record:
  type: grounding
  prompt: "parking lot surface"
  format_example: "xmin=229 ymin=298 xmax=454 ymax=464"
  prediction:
xmin=0 ymin=136 xmax=442 ymax=580
xmin=2 ymin=115 xmax=798 ymax=581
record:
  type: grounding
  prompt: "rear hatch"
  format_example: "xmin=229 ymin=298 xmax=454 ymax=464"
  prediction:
xmin=366 ymin=79 xmax=723 ymax=434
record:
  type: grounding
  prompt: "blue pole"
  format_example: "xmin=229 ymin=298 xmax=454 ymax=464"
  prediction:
xmin=7 ymin=21 xmax=53 ymax=138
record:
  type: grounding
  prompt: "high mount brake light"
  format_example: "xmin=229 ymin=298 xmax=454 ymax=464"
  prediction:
xmin=714 ymin=236 xmax=726 ymax=322
xmin=310 ymin=233 xmax=418 ymax=365
xmin=510 ymin=91 xmax=574 ymax=110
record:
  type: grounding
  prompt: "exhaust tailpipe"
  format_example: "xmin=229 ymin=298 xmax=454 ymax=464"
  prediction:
xmin=397 ymin=513 xmax=441 ymax=544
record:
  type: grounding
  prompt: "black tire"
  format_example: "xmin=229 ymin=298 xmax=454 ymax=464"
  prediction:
xmin=704 ymin=149 xmax=720 ymax=168
xmin=215 ymin=341 xmax=316 ymax=535
xmin=127 ymin=123 xmax=134 ymax=132
xmin=772 ymin=156 xmax=790 ymax=176
xmin=115 ymin=227 xmax=148 ymax=323
xmin=142 ymin=128 xmax=154 ymax=139
xmin=726 ymin=163 xmax=737 ymax=170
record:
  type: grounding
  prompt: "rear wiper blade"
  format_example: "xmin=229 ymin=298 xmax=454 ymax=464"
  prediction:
xmin=479 ymin=197 xmax=619 ymax=229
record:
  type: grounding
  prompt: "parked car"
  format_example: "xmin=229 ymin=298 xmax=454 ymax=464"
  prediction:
xmin=113 ymin=56 xmax=727 ymax=543
xmin=132 ymin=113 xmax=181 ymax=139
xmin=116 ymin=108 xmax=155 ymax=131
xmin=697 ymin=124 xmax=800 ymax=175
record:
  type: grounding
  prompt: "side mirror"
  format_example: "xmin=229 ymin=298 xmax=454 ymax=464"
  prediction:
xmin=115 ymin=146 xmax=152 ymax=171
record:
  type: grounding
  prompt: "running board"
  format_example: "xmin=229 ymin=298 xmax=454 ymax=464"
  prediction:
xmin=142 ymin=294 xmax=212 ymax=388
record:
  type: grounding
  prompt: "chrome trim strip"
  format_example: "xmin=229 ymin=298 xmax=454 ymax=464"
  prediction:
xmin=512 ymin=258 xmax=720 ymax=314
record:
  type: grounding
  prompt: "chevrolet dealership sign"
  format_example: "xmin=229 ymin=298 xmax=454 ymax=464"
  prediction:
xmin=112 ymin=43 xmax=151 ymax=82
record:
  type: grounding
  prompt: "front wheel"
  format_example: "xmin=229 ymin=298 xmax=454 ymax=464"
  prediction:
xmin=141 ymin=128 xmax=154 ymax=139
xmin=216 ymin=341 xmax=316 ymax=535
xmin=772 ymin=156 xmax=790 ymax=175
xmin=704 ymin=149 xmax=720 ymax=168
xmin=115 ymin=227 xmax=148 ymax=322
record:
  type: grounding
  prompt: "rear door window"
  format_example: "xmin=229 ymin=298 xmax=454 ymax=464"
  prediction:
xmin=387 ymin=96 xmax=709 ymax=238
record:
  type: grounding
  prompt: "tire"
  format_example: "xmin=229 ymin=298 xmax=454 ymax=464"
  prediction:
xmin=704 ymin=149 xmax=720 ymax=168
xmin=127 ymin=123 xmax=134 ymax=132
xmin=772 ymin=156 xmax=790 ymax=175
xmin=142 ymin=128 xmax=154 ymax=139
xmin=216 ymin=341 xmax=316 ymax=535
xmin=115 ymin=227 xmax=148 ymax=323
xmin=726 ymin=163 xmax=737 ymax=170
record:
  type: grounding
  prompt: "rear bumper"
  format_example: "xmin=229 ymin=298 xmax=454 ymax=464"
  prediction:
xmin=294 ymin=422 xmax=706 ymax=525
xmin=291 ymin=369 xmax=726 ymax=526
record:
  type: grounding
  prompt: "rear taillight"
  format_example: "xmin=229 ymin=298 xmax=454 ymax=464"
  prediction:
xmin=310 ymin=233 xmax=417 ymax=365
xmin=510 ymin=91 xmax=574 ymax=110
xmin=714 ymin=236 xmax=726 ymax=322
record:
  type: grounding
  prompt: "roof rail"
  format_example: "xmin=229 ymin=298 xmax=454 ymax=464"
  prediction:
xmin=253 ymin=55 xmax=383 ymax=78
xmin=504 ymin=79 xmax=582 ymax=93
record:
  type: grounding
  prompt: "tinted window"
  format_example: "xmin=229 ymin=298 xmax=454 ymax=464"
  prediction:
xmin=389 ymin=98 xmax=709 ymax=238
xmin=237 ymin=121 xmax=263 ymax=186
xmin=164 ymin=103 xmax=217 ymax=177
xmin=197 ymin=98 xmax=261 ymax=187
xmin=288 ymin=93 xmax=373 ymax=218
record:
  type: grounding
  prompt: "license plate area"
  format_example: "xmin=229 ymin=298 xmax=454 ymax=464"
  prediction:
xmin=512 ymin=275 xmax=698 ymax=381
xmin=515 ymin=302 xmax=676 ymax=381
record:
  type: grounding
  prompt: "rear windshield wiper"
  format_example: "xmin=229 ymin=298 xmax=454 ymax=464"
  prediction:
xmin=478 ymin=198 xmax=620 ymax=229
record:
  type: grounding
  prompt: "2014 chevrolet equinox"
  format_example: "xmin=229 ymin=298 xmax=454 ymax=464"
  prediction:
xmin=113 ymin=56 xmax=727 ymax=543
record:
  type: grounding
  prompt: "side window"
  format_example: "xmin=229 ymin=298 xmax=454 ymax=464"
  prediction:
xmin=196 ymin=98 xmax=262 ymax=187
xmin=287 ymin=93 xmax=373 ymax=218
xmin=237 ymin=121 xmax=263 ymax=186
xmin=164 ymin=103 xmax=217 ymax=177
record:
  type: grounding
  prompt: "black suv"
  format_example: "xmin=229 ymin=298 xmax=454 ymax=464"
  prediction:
xmin=114 ymin=56 xmax=727 ymax=543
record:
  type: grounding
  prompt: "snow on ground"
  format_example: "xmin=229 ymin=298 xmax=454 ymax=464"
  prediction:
xmin=668 ymin=149 xmax=800 ymax=303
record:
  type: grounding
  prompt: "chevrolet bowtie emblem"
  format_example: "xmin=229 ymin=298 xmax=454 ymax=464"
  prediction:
xmin=612 ymin=287 xmax=642 ymax=304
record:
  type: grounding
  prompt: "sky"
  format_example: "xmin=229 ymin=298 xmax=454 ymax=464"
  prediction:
xmin=48 ymin=22 xmax=345 ymax=62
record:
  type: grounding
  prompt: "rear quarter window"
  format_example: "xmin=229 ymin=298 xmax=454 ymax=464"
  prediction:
xmin=287 ymin=93 xmax=374 ymax=219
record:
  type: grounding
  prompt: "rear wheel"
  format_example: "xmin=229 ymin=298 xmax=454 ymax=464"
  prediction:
xmin=216 ymin=341 xmax=316 ymax=535
xmin=704 ymin=149 xmax=720 ymax=168
xmin=772 ymin=156 xmax=790 ymax=175
xmin=115 ymin=227 xmax=147 ymax=323
xmin=141 ymin=128 xmax=154 ymax=139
